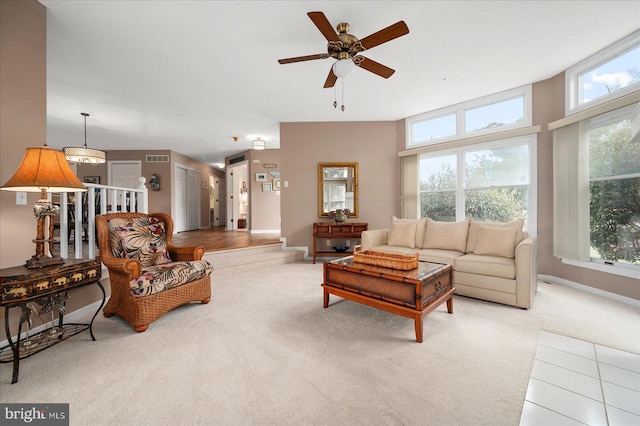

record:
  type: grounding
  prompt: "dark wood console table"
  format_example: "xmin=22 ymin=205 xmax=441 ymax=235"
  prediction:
xmin=0 ymin=258 xmax=104 ymax=383
xmin=313 ymin=222 xmax=368 ymax=264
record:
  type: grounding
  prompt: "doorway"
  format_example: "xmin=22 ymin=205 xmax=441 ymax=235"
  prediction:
xmin=226 ymin=161 xmax=248 ymax=231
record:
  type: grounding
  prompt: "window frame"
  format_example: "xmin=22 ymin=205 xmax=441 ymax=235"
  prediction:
xmin=586 ymin=105 xmax=639 ymax=272
xmin=565 ymin=29 xmax=640 ymax=116
xmin=418 ymin=135 xmax=537 ymax=235
xmin=406 ymin=85 xmax=532 ymax=149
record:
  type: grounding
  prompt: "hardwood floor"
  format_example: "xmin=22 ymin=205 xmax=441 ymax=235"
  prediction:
xmin=171 ymin=226 xmax=281 ymax=252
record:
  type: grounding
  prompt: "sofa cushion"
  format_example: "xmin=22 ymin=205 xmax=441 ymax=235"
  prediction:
xmin=370 ymin=245 xmax=419 ymax=256
xmin=416 ymin=248 xmax=464 ymax=265
xmin=455 ymin=253 xmax=516 ymax=279
xmin=474 ymin=226 xmax=519 ymax=258
xmin=467 ymin=218 xmax=524 ymax=254
xmin=387 ymin=220 xmax=417 ymax=248
xmin=129 ymin=260 xmax=213 ymax=298
xmin=389 ymin=216 xmax=428 ymax=248
xmin=108 ymin=216 xmax=172 ymax=267
xmin=422 ymin=218 xmax=469 ymax=252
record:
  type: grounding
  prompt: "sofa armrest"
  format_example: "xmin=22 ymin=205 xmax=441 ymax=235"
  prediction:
xmin=515 ymin=235 xmax=538 ymax=309
xmin=361 ymin=229 xmax=389 ymax=250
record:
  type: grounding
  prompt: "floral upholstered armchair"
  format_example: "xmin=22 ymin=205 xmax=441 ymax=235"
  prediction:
xmin=96 ymin=212 xmax=212 ymax=332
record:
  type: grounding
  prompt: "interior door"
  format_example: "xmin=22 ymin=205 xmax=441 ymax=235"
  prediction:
xmin=187 ymin=169 xmax=199 ymax=230
xmin=175 ymin=167 xmax=188 ymax=232
xmin=108 ymin=161 xmax=141 ymax=210
xmin=175 ymin=165 xmax=200 ymax=232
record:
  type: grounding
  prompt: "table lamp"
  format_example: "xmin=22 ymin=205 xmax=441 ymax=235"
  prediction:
xmin=1 ymin=143 xmax=86 ymax=268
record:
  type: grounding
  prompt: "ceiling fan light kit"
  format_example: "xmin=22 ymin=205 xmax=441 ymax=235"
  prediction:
xmin=278 ymin=11 xmax=409 ymax=110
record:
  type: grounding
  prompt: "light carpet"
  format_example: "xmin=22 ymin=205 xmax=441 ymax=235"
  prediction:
xmin=0 ymin=262 xmax=638 ymax=426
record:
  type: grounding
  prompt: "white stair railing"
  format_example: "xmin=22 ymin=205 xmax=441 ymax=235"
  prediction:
xmin=55 ymin=177 xmax=148 ymax=260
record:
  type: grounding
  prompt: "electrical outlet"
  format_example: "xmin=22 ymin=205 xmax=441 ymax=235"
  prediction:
xmin=16 ymin=192 xmax=27 ymax=205
xmin=326 ymin=239 xmax=331 ymax=246
xmin=346 ymin=240 xmax=351 ymax=247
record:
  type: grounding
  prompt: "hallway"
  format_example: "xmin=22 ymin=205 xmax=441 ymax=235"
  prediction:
xmin=171 ymin=226 xmax=281 ymax=252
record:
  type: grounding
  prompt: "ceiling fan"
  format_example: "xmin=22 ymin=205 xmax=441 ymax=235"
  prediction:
xmin=278 ymin=11 xmax=410 ymax=89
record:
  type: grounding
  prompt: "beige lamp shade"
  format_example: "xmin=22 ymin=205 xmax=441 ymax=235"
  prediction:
xmin=1 ymin=146 xmax=86 ymax=193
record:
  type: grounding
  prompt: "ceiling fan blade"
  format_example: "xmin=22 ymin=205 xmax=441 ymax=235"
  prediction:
xmin=278 ymin=54 xmax=328 ymax=64
xmin=359 ymin=21 xmax=409 ymax=50
xmin=356 ymin=56 xmax=396 ymax=79
xmin=307 ymin=11 xmax=340 ymax=42
xmin=323 ymin=68 xmax=337 ymax=88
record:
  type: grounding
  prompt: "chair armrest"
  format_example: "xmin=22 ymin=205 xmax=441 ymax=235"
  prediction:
xmin=361 ymin=229 xmax=389 ymax=250
xmin=168 ymin=245 xmax=205 ymax=261
xmin=100 ymin=254 xmax=142 ymax=279
xmin=515 ymin=235 xmax=538 ymax=309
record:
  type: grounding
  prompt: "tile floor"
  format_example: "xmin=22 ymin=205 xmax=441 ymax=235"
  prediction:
xmin=520 ymin=331 xmax=640 ymax=425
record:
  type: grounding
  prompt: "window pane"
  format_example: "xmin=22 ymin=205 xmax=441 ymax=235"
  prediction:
xmin=464 ymin=96 xmax=525 ymax=132
xmin=589 ymin=113 xmax=639 ymax=266
xmin=589 ymin=178 xmax=640 ymax=266
xmin=464 ymin=144 xmax=529 ymax=188
xmin=421 ymin=191 xmax=456 ymax=222
xmin=465 ymin=188 xmax=528 ymax=222
xmin=420 ymin=154 xmax=457 ymax=191
xmin=589 ymin=119 xmax=637 ymax=178
xmin=411 ymin=113 xmax=456 ymax=143
xmin=579 ymin=46 xmax=640 ymax=106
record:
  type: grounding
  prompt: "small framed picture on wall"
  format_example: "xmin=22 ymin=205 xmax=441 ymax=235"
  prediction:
xmin=256 ymin=173 xmax=267 ymax=182
xmin=262 ymin=183 xmax=272 ymax=192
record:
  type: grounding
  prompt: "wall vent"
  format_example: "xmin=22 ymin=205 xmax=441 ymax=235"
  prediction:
xmin=229 ymin=155 xmax=245 ymax=165
xmin=146 ymin=155 xmax=169 ymax=163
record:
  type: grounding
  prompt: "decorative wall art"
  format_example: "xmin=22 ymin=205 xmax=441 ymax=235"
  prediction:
xmin=256 ymin=173 xmax=267 ymax=182
xmin=262 ymin=183 xmax=272 ymax=192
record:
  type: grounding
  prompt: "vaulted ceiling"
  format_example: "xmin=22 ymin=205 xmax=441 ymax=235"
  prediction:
xmin=41 ymin=0 xmax=640 ymax=167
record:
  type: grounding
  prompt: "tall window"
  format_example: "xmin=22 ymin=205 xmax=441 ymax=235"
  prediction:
xmin=419 ymin=137 xmax=534 ymax=230
xmin=588 ymin=107 xmax=639 ymax=268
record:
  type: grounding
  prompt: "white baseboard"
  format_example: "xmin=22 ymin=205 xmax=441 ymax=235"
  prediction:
xmin=250 ymin=229 xmax=280 ymax=234
xmin=539 ymin=274 xmax=640 ymax=308
xmin=0 ymin=297 xmax=109 ymax=349
xmin=279 ymin=237 xmax=309 ymax=259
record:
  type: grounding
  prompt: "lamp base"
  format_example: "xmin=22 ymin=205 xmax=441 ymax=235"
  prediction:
xmin=25 ymin=255 xmax=65 ymax=269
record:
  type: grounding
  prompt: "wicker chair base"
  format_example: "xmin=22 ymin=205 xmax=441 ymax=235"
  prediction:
xmin=103 ymin=275 xmax=211 ymax=332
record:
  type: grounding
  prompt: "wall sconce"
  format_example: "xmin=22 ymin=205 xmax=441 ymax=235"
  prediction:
xmin=149 ymin=174 xmax=160 ymax=191
xmin=1 ymin=144 xmax=86 ymax=268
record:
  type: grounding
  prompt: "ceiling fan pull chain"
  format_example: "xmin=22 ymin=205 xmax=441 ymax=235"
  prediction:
xmin=341 ymin=79 xmax=345 ymax=112
xmin=333 ymin=84 xmax=337 ymax=109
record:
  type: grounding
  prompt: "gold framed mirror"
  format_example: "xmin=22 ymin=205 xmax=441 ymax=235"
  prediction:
xmin=318 ymin=162 xmax=358 ymax=218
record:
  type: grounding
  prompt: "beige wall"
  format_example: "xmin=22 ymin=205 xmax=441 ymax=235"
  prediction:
xmin=248 ymin=149 xmax=281 ymax=232
xmin=0 ymin=0 xmax=47 ymax=269
xmin=280 ymin=121 xmax=400 ymax=251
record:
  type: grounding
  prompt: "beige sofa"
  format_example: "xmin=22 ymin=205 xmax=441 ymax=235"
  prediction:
xmin=361 ymin=217 xmax=538 ymax=309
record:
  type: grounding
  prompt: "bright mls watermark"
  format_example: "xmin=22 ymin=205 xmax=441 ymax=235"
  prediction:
xmin=1 ymin=404 xmax=68 ymax=425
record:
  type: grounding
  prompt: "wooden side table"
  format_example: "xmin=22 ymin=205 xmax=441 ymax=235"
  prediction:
xmin=0 ymin=258 xmax=104 ymax=383
xmin=312 ymin=222 xmax=368 ymax=263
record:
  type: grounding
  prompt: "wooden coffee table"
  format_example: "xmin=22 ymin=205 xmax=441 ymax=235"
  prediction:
xmin=322 ymin=257 xmax=454 ymax=343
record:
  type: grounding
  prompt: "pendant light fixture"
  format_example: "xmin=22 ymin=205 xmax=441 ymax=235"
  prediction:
xmin=64 ymin=112 xmax=106 ymax=164
xmin=252 ymin=138 xmax=265 ymax=150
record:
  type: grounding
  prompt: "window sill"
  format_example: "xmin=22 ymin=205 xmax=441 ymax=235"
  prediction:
xmin=561 ymin=258 xmax=639 ymax=279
